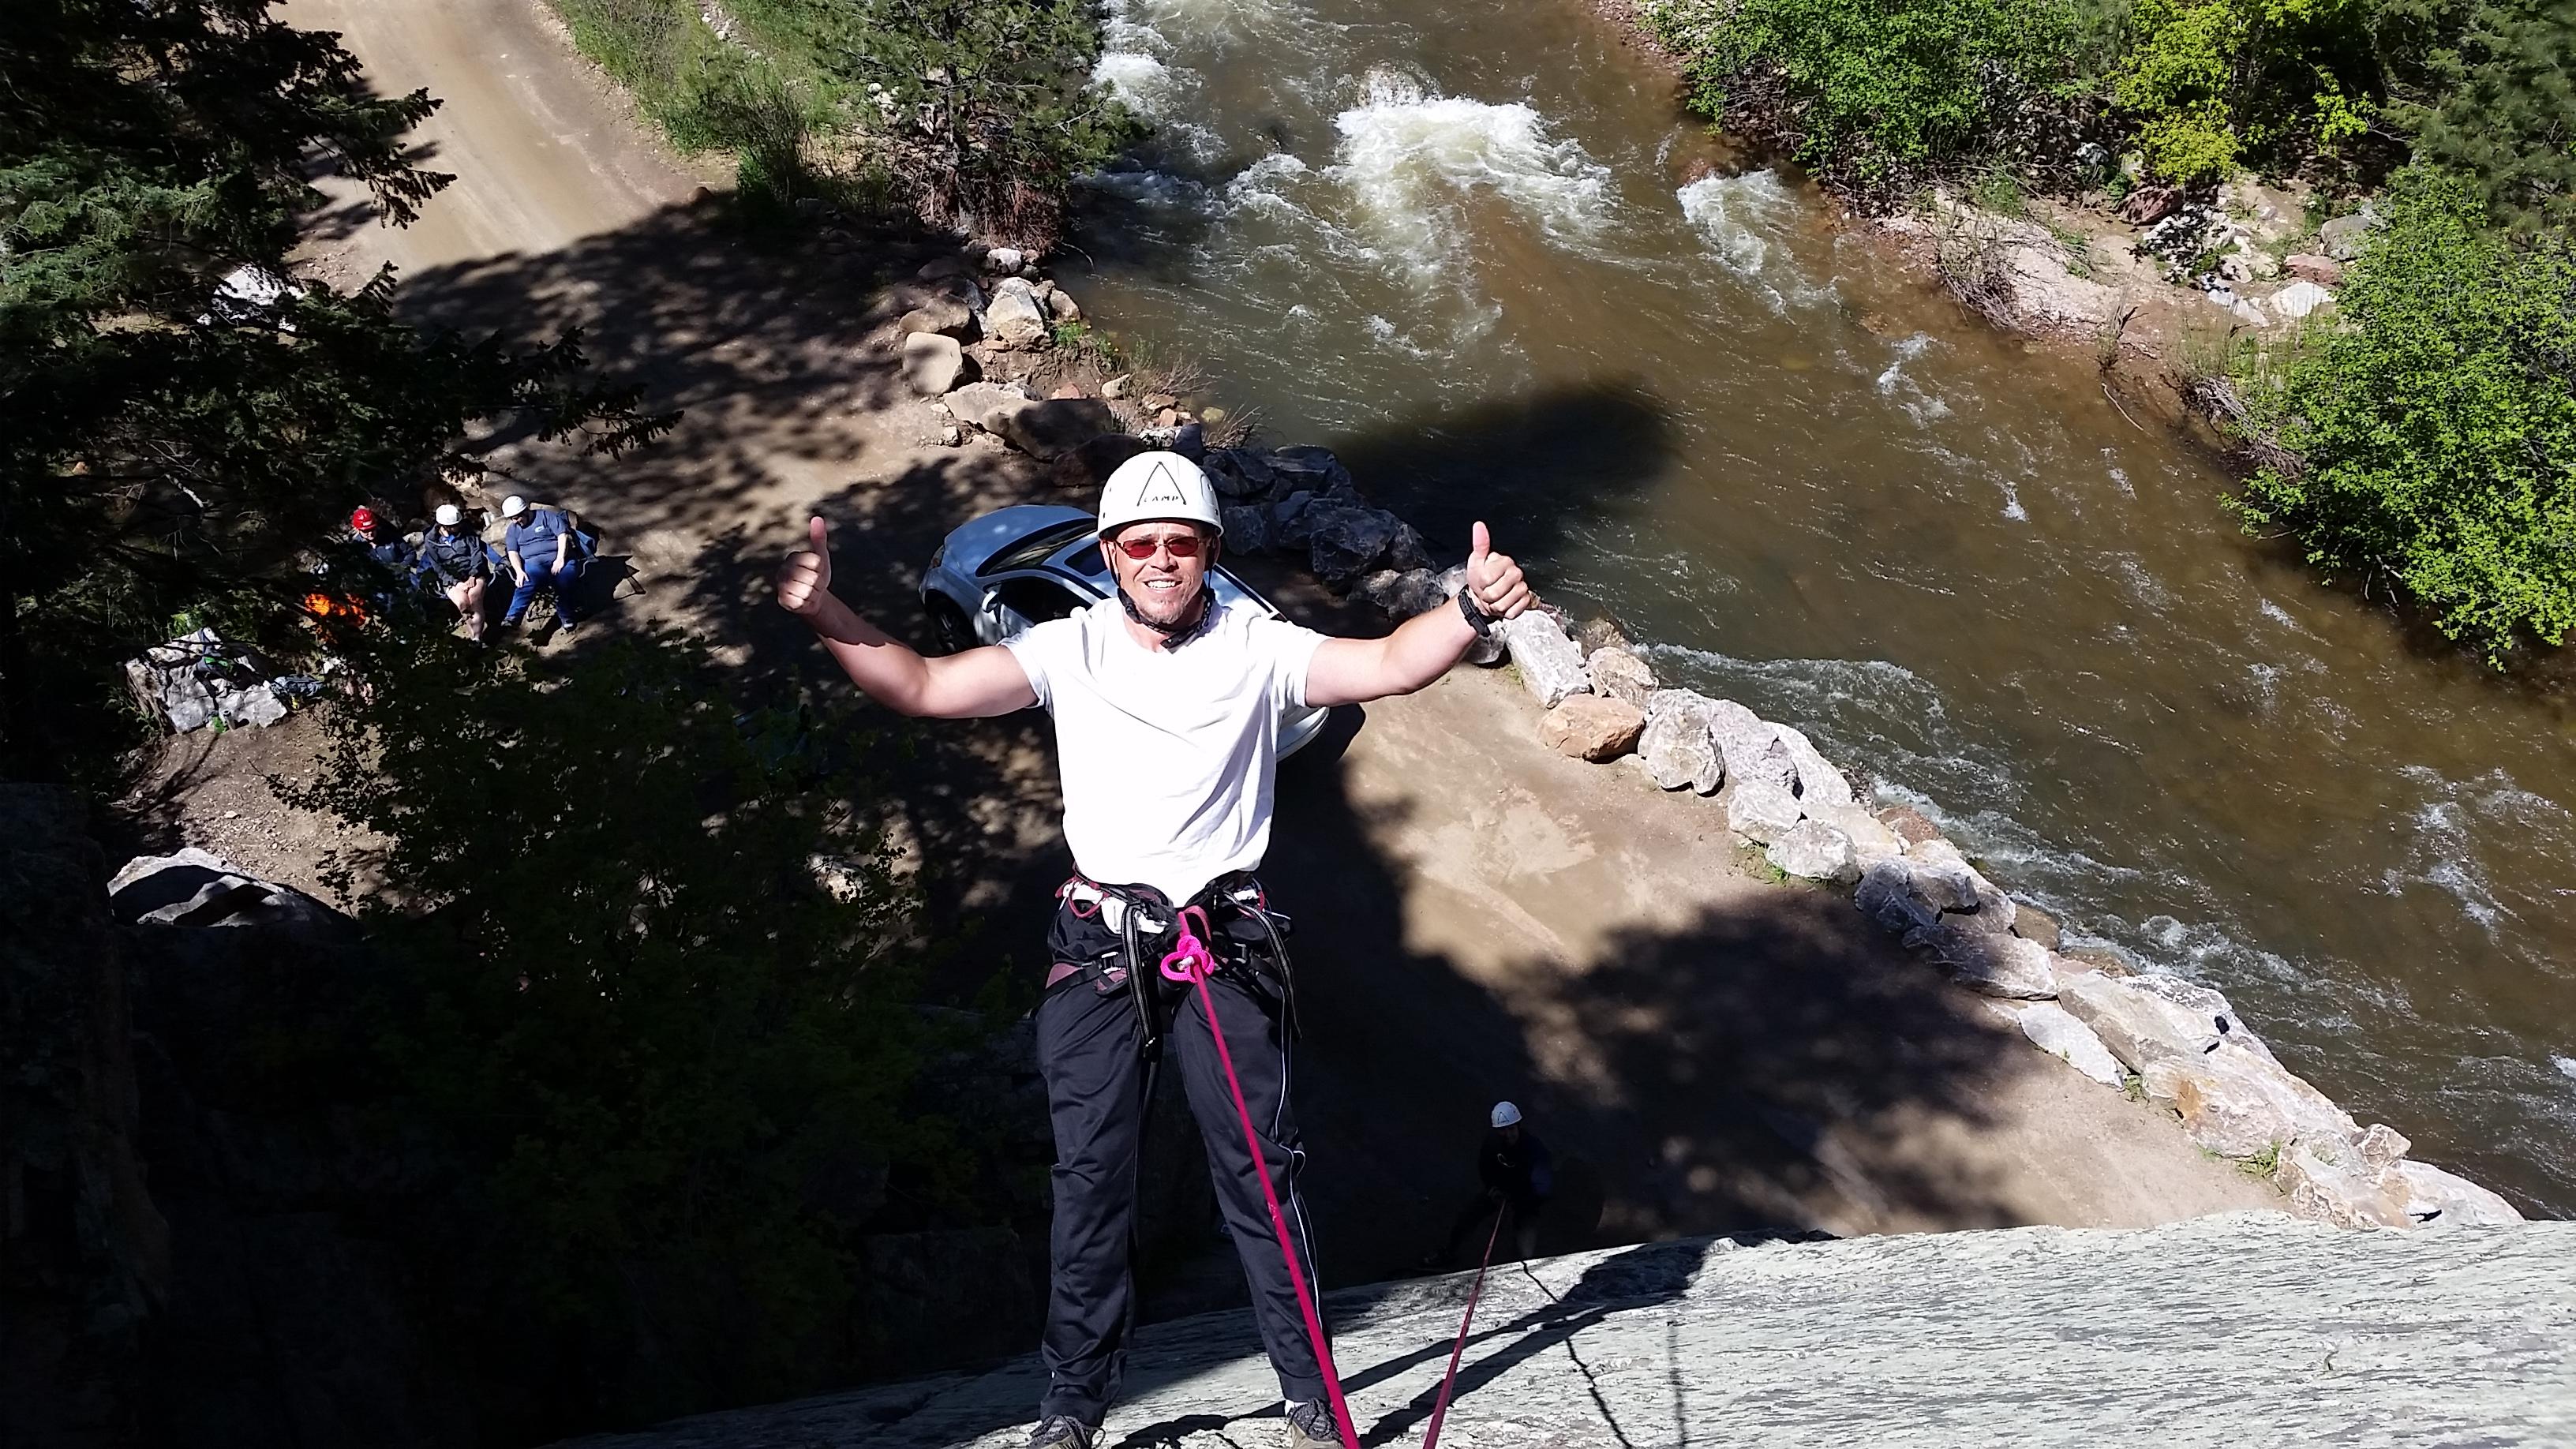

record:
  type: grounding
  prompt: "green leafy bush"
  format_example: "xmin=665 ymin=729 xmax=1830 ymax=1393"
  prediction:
xmin=2230 ymin=173 xmax=2576 ymax=658
xmin=1646 ymin=0 xmax=2087 ymax=197
xmin=2110 ymin=0 xmax=2380 ymax=183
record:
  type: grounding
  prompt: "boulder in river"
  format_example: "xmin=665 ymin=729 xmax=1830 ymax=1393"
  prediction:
xmin=1876 ymin=803 xmax=1945 ymax=848
xmin=1722 ymin=777 xmax=1804 ymax=844
xmin=1539 ymin=694 xmax=1646 ymax=761
xmin=1904 ymin=838 xmax=2016 ymax=934
xmin=1204 ymin=449 xmax=1276 ymax=502
xmin=1496 ymin=612 xmax=1590 ymax=708
xmin=2057 ymin=970 xmax=2258 ymax=1073
xmin=1765 ymin=818 xmax=1855 ymax=882
xmin=1586 ymin=646 xmax=1657 ymax=708
xmin=1267 ymin=445 xmax=1353 ymax=496
xmin=1638 ymin=689 xmax=1723 ymax=793
xmin=1574 ymin=618 xmax=1634 ymax=656
xmin=900 ymin=331 xmax=972 ymax=396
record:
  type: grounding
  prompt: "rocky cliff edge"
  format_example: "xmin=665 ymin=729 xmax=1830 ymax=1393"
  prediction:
xmin=560 ymin=1213 xmax=2574 ymax=1449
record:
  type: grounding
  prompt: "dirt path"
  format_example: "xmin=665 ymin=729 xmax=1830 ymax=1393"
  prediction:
xmin=163 ymin=0 xmax=2272 ymax=1311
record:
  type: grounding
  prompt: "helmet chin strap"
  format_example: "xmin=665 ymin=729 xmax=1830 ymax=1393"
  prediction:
xmin=1118 ymin=582 xmax=1215 ymax=643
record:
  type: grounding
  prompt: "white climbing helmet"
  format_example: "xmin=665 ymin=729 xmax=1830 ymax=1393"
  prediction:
xmin=1490 ymin=1100 xmax=1522 ymax=1129
xmin=433 ymin=504 xmax=462 ymax=527
xmin=500 ymin=495 xmax=529 ymax=519
xmin=1096 ymin=451 xmax=1222 ymax=538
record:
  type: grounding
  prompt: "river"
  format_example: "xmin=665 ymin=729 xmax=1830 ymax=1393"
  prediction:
xmin=1059 ymin=0 xmax=2576 ymax=1215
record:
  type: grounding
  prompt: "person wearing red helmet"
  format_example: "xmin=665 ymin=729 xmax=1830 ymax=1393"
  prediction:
xmin=348 ymin=505 xmax=415 ymax=579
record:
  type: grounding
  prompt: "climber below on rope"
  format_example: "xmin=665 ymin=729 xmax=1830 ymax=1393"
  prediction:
xmin=774 ymin=451 xmax=1536 ymax=1449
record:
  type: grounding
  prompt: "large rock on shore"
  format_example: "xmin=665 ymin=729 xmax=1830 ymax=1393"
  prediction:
xmin=1539 ymin=695 xmax=1645 ymax=761
xmin=1722 ymin=777 xmax=1804 ymax=844
xmin=1586 ymin=646 xmax=1657 ymax=708
xmin=1709 ymin=700 xmax=1795 ymax=792
xmin=2006 ymin=1001 xmax=2125 ymax=1086
xmin=982 ymin=277 xmax=1050 ymax=347
xmin=1638 ymin=690 xmax=1723 ymax=793
xmin=1765 ymin=818 xmax=1854 ymax=881
xmin=2395 ymin=1160 xmax=2525 ymax=1226
xmin=900 ymin=331 xmax=972 ymax=396
xmin=2057 ymin=970 xmax=2255 ymax=1072
xmin=1496 ymin=612 xmax=1590 ymax=708
xmin=1907 ymin=927 xmax=2058 ymax=999
xmin=1772 ymin=724 xmax=1857 ymax=807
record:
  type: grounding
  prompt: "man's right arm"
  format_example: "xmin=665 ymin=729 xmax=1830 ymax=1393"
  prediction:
xmin=775 ymin=517 xmax=1036 ymax=719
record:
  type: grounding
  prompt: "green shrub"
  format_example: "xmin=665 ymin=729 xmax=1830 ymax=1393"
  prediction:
xmin=1646 ymin=0 xmax=2087 ymax=198
xmin=2230 ymin=172 xmax=2576 ymax=659
xmin=2110 ymin=0 xmax=2380 ymax=183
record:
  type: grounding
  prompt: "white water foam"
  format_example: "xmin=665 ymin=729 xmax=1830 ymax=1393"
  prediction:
xmin=1327 ymin=69 xmax=1616 ymax=269
xmin=1676 ymin=170 xmax=1792 ymax=273
xmin=2380 ymin=766 xmax=2576 ymax=936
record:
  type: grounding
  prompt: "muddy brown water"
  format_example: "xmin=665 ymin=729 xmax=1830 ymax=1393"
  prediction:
xmin=1061 ymin=0 xmax=2576 ymax=1215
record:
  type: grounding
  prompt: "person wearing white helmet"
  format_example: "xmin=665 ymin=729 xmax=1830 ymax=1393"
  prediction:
xmin=1426 ymin=1100 xmax=1552 ymax=1271
xmin=774 ymin=449 xmax=1536 ymax=1449
xmin=413 ymin=502 xmax=496 ymax=642
xmin=496 ymin=493 xmax=588 ymax=632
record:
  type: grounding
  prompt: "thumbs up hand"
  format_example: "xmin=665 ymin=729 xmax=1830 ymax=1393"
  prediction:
xmin=1464 ymin=520 xmax=1532 ymax=622
xmin=776 ymin=515 xmax=836 ymax=617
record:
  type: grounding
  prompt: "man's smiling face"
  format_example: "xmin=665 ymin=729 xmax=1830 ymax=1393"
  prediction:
xmin=1103 ymin=520 xmax=1217 ymax=627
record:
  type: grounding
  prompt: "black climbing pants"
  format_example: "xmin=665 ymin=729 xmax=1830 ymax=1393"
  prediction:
xmin=1034 ymin=899 xmax=1324 ymax=1425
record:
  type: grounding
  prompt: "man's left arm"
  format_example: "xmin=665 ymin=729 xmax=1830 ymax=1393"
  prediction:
xmin=1303 ymin=521 xmax=1533 ymax=708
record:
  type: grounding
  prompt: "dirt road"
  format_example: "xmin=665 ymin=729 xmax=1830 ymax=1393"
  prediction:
xmin=195 ymin=0 xmax=2272 ymax=1309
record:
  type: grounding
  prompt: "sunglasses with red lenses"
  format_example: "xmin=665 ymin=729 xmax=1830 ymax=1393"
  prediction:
xmin=1112 ymin=533 xmax=1205 ymax=560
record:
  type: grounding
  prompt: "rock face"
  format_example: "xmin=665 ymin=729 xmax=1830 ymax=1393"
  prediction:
xmin=1495 ymin=612 xmax=1590 ymax=708
xmin=1638 ymin=690 xmax=1723 ymax=793
xmin=900 ymin=331 xmax=971 ymax=396
xmin=2059 ymin=970 xmax=2367 ymax=1161
xmin=1771 ymin=724 xmax=1856 ymax=807
xmin=1538 ymin=695 xmax=1646 ymax=762
xmin=2395 ymin=1160 xmax=2525 ymax=1227
xmin=559 ymin=1217 xmax=2576 ymax=1449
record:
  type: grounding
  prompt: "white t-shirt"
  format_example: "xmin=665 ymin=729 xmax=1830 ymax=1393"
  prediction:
xmin=1005 ymin=594 xmax=1327 ymax=904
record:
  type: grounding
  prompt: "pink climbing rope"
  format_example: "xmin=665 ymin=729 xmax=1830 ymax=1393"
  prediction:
xmin=1159 ymin=907 xmax=1361 ymax=1449
xmin=1421 ymin=1206 xmax=1503 ymax=1449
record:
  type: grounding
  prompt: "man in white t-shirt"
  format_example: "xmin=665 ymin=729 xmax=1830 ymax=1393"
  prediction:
xmin=774 ymin=451 xmax=1533 ymax=1449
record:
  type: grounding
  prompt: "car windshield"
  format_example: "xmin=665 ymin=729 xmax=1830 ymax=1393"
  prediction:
xmin=979 ymin=520 xmax=1093 ymax=576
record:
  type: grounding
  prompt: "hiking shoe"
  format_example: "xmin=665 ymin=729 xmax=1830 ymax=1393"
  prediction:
xmin=1023 ymin=1415 xmax=1095 ymax=1449
xmin=1285 ymin=1400 xmax=1339 ymax=1447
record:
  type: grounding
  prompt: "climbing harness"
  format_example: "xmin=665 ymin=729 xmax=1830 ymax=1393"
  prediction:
xmin=1422 ymin=1207 xmax=1506 ymax=1449
xmin=1156 ymin=904 xmax=1361 ymax=1449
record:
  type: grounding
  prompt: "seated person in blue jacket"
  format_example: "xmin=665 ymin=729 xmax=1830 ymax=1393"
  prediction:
xmin=413 ymin=503 xmax=498 ymax=642
xmin=497 ymin=494 xmax=589 ymax=631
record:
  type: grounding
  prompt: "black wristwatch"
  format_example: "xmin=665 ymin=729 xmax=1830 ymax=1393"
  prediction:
xmin=1458 ymin=587 xmax=1496 ymax=637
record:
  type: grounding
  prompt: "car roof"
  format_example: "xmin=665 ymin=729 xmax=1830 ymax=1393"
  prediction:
xmin=947 ymin=504 xmax=1267 ymax=615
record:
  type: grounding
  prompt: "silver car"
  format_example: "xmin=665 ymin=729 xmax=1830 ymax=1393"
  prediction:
xmin=920 ymin=504 xmax=1331 ymax=756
